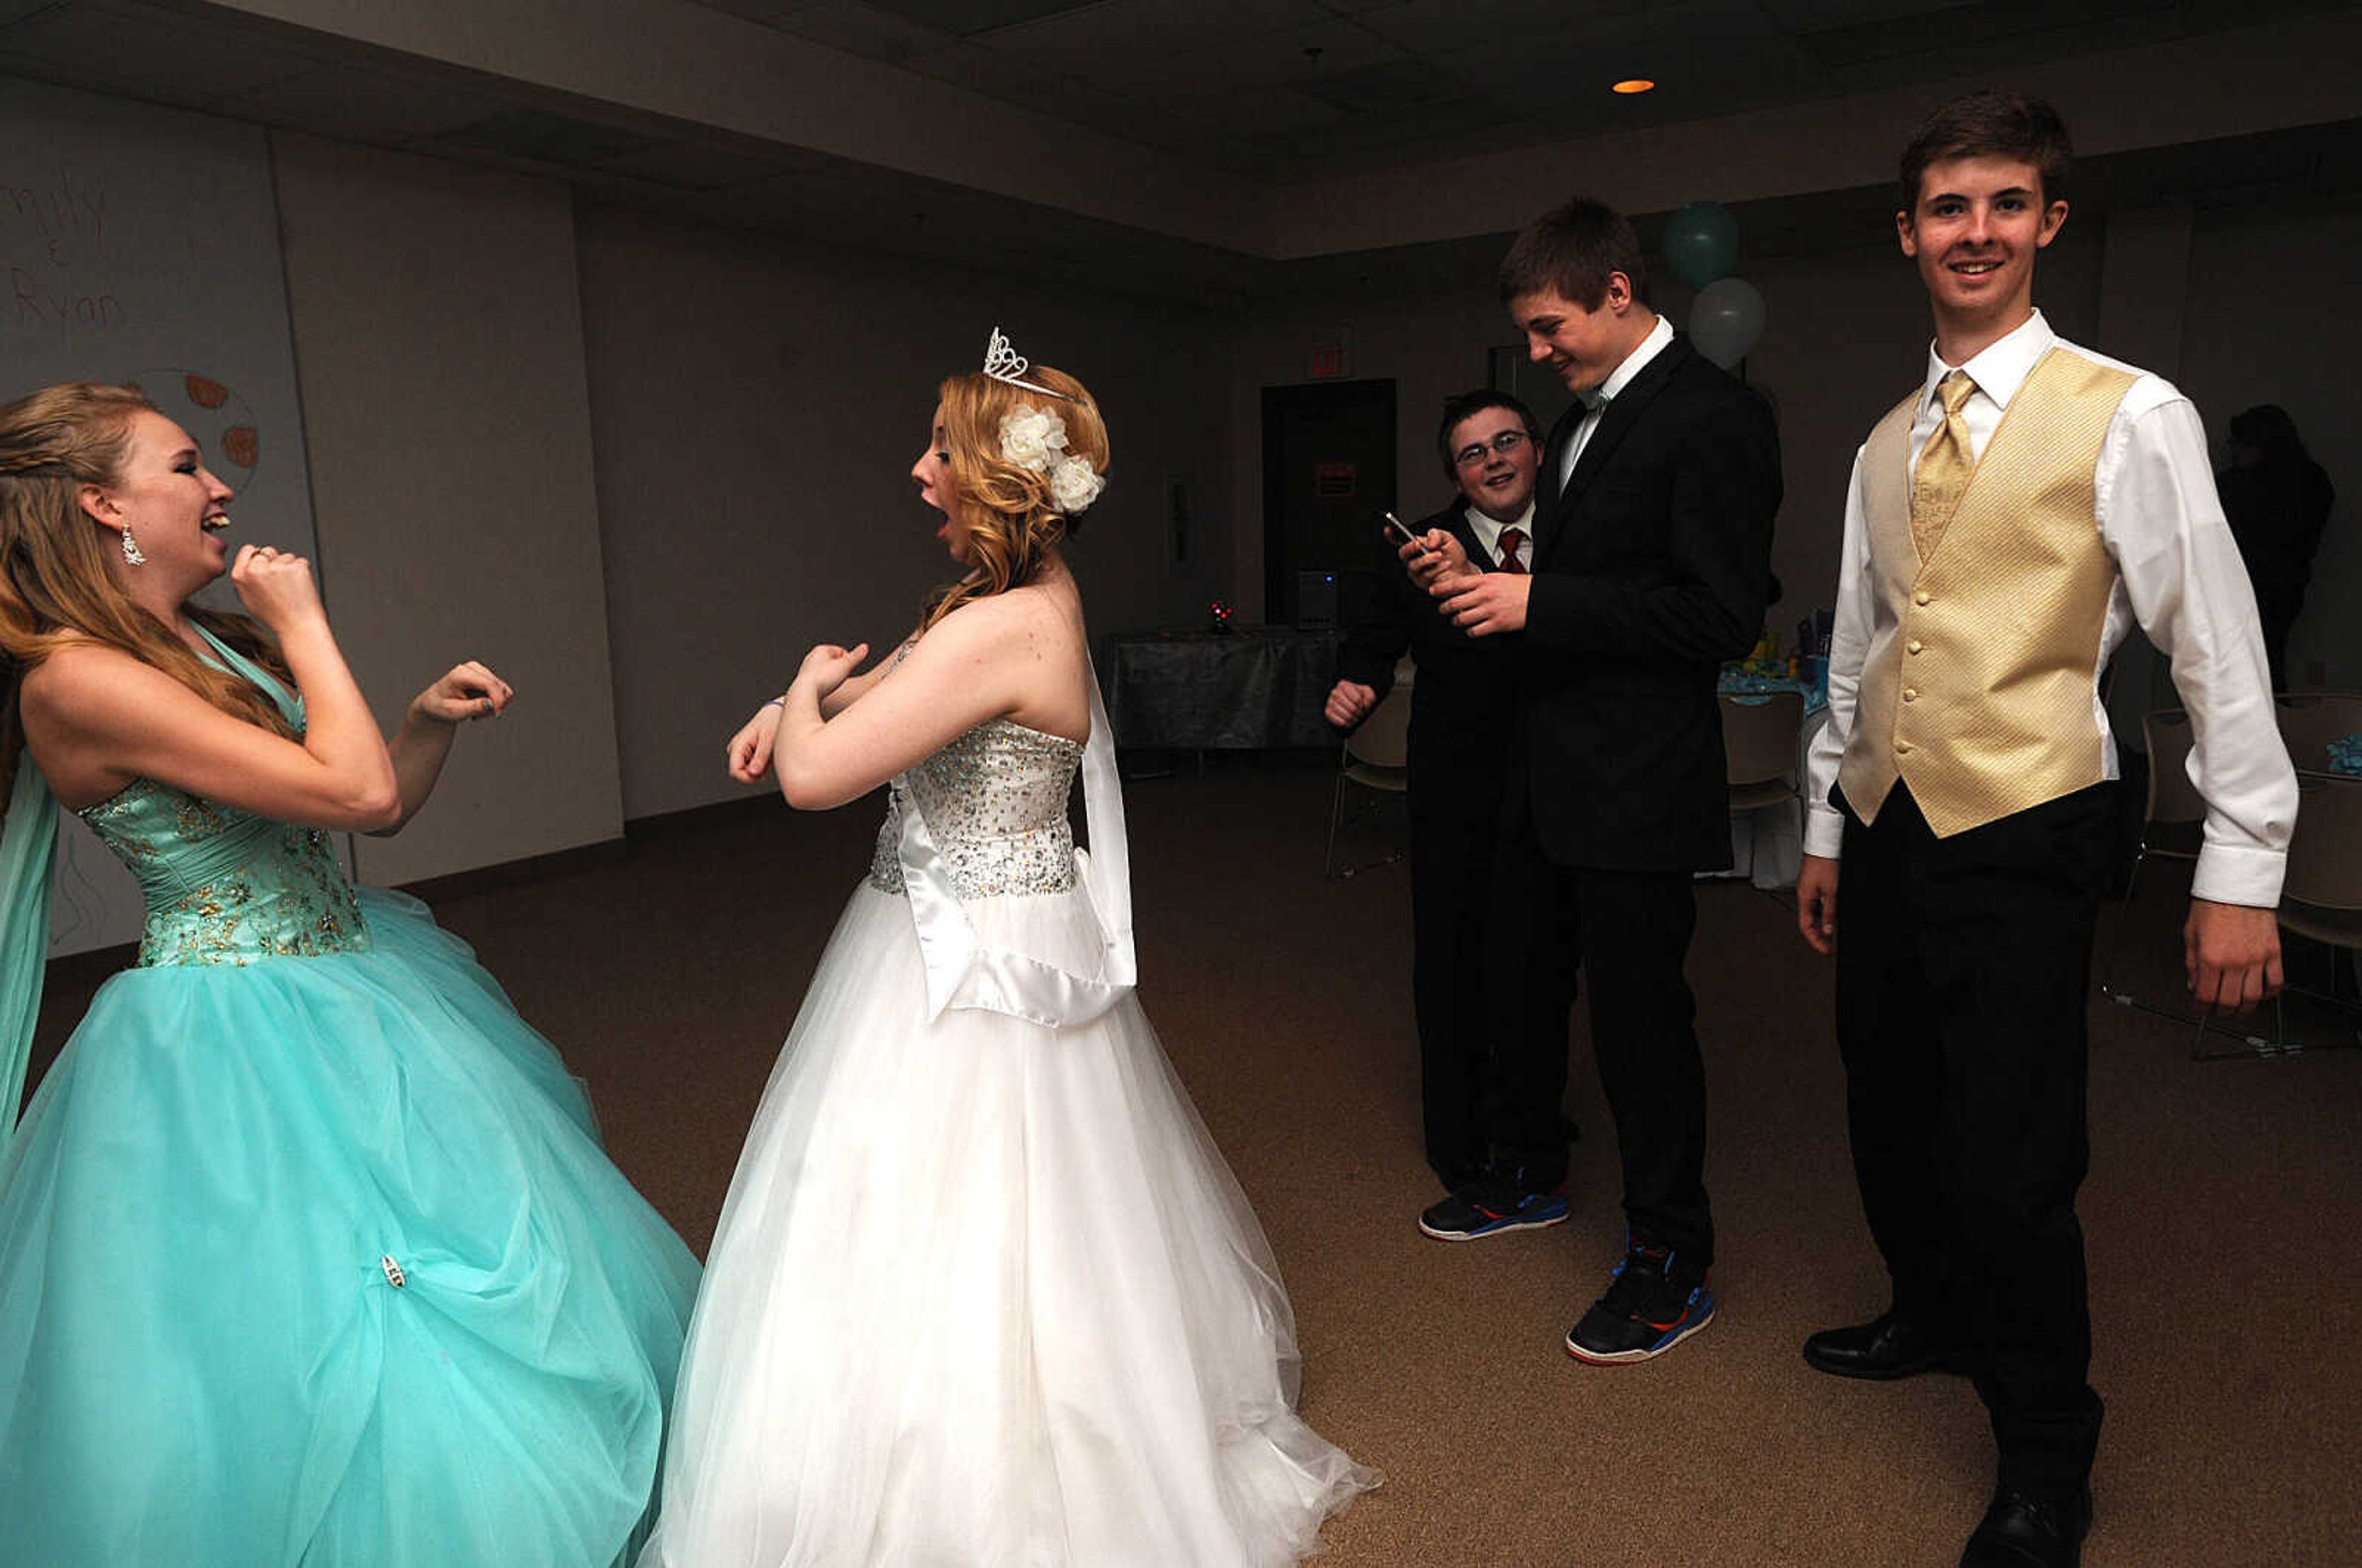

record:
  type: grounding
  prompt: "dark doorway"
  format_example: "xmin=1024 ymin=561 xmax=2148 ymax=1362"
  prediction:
xmin=1262 ymin=379 xmax=1396 ymax=628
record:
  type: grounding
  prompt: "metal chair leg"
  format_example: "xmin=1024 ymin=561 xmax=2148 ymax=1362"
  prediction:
xmin=2097 ymin=848 xmax=2149 ymax=1007
xmin=1323 ymin=771 xmax=1346 ymax=880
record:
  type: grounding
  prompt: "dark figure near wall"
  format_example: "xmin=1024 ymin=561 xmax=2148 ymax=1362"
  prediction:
xmin=2219 ymin=404 xmax=2334 ymax=693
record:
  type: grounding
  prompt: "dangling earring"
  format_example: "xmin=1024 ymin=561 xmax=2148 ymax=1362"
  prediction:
xmin=120 ymin=523 xmax=146 ymax=567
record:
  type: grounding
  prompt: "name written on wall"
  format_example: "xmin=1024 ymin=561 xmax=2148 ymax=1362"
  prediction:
xmin=2 ymin=164 xmax=124 ymax=333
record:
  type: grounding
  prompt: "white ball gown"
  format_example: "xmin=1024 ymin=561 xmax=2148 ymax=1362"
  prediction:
xmin=639 ymin=674 xmax=1375 ymax=1567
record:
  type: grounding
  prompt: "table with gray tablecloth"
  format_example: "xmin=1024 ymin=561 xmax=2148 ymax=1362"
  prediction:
xmin=1100 ymin=627 xmax=1342 ymax=750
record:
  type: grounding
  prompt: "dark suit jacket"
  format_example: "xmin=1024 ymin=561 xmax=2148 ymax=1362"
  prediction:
xmin=1518 ymin=332 xmax=1780 ymax=872
xmin=1335 ymin=499 xmax=1521 ymax=790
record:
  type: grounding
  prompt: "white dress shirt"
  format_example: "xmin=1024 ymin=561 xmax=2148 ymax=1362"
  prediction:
xmin=1463 ymin=498 xmax=1537 ymax=569
xmin=1557 ymin=314 xmax=1676 ymax=493
xmin=1803 ymin=309 xmax=2296 ymax=906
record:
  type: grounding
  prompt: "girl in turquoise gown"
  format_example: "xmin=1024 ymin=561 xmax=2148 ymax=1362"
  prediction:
xmin=0 ymin=382 xmax=701 ymax=1566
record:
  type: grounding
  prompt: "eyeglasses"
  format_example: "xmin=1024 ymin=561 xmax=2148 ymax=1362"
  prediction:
xmin=1452 ymin=429 xmax=1530 ymax=468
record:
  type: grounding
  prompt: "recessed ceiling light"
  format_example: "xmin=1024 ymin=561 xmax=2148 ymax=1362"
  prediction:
xmin=1613 ymin=79 xmax=1656 ymax=95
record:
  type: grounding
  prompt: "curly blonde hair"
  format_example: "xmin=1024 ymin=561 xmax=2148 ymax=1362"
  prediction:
xmin=0 ymin=381 xmax=292 ymax=812
xmin=919 ymin=363 xmax=1108 ymax=634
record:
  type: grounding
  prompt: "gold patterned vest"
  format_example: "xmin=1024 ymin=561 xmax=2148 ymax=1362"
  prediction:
xmin=1838 ymin=345 xmax=2137 ymax=837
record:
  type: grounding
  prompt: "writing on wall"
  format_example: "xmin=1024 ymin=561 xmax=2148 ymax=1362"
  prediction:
xmin=2 ymin=164 xmax=124 ymax=335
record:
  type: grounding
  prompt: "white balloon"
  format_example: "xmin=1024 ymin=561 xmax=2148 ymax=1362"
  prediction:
xmin=1690 ymin=277 xmax=1767 ymax=370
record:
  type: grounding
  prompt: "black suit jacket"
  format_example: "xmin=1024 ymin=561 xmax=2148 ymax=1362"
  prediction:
xmin=1517 ymin=332 xmax=1780 ymax=872
xmin=1335 ymin=500 xmax=1520 ymax=787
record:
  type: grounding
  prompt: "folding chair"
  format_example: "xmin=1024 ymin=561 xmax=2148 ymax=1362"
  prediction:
xmin=2262 ymin=774 xmax=2362 ymax=1056
xmin=2097 ymin=709 xmax=2259 ymax=1055
xmin=1720 ymin=690 xmax=1805 ymax=879
xmin=1323 ymin=676 xmax=1413 ymax=880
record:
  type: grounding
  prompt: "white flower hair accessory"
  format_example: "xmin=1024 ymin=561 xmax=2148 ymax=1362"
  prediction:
xmin=1000 ymin=404 xmax=1065 ymax=471
xmin=1000 ymin=402 xmax=1106 ymax=516
xmin=1049 ymin=453 xmax=1106 ymax=514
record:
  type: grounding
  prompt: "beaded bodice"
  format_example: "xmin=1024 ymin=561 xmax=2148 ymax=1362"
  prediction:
xmin=79 ymin=779 xmax=370 ymax=968
xmin=869 ymin=718 xmax=1084 ymax=899
xmin=72 ymin=624 xmax=369 ymax=968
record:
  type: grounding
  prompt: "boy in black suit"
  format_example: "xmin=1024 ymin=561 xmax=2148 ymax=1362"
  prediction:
xmin=1410 ymin=196 xmax=1780 ymax=1364
xmin=1327 ymin=391 xmax=1559 ymax=1218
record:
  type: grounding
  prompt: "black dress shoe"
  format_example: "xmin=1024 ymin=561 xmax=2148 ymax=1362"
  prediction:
xmin=1960 ymin=1485 xmax=2091 ymax=1567
xmin=1800 ymin=1310 xmax=1971 ymax=1380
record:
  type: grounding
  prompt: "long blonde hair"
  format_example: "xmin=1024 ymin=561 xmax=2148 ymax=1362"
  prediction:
xmin=0 ymin=381 xmax=292 ymax=814
xmin=920 ymin=364 xmax=1109 ymax=634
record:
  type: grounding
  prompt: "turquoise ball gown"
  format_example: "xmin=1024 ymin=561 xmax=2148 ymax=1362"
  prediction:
xmin=0 ymin=629 xmax=701 ymax=1566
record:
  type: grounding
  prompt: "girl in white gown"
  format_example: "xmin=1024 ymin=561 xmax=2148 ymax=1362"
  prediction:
xmin=637 ymin=335 xmax=1375 ymax=1567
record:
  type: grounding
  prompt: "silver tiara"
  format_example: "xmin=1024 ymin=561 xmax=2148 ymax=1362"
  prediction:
xmin=982 ymin=326 xmax=1072 ymax=400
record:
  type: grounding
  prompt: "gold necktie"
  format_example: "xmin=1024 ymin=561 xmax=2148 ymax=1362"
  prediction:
xmin=1910 ymin=369 xmax=1978 ymax=560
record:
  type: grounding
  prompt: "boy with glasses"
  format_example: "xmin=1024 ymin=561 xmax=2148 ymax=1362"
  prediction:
xmin=1330 ymin=391 xmax=1554 ymax=1210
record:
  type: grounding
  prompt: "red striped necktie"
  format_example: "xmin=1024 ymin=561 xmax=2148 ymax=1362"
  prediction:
xmin=1497 ymin=526 xmax=1527 ymax=573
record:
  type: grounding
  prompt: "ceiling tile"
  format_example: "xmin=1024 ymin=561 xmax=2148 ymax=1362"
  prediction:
xmin=233 ymin=63 xmax=507 ymax=143
xmin=1355 ymin=0 xmax=1625 ymax=56
xmin=1162 ymin=85 xmax=1346 ymax=140
xmin=3 ymin=1 xmax=325 ymax=98
xmin=1292 ymin=56 xmax=1485 ymax=115
xmin=979 ymin=0 xmax=1335 ymax=80
xmin=1252 ymin=90 xmax=1514 ymax=164
xmin=431 ymin=108 xmax=663 ymax=167
xmin=683 ymin=0 xmax=805 ymax=23
xmin=763 ymin=1 xmax=957 ymax=63
xmin=1794 ymin=0 xmax=2167 ymax=67
xmin=1145 ymin=15 xmax=1410 ymax=98
xmin=1440 ymin=27 xmax=1816 ymax=103
xmin=859 ymin=0 xmax=1107 ymax=36
xmin=897 ymin=38 xmax=1044 ymax=94
xmin=589 ymin=137 xmax=825 ymax=189
xmin=1755 ymin=0 xmax=1972 ymax=28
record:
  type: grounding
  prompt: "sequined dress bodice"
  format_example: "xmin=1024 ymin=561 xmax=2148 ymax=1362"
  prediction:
xmin=79 ymin=779 xmax=369 ymax=968
xmin=870 ymin=718 xmax=1084 ymax=899
xmin=68 ymin=627 xmax=367 ymax=969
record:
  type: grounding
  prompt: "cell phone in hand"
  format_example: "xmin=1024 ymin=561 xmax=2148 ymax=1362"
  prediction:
xmin=1382 ymin=511 xmax=1422 ymax=549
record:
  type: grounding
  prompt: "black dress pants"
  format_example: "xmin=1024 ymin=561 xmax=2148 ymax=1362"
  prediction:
xmin=1490 ymin=842 xmax=1712 ymax=1264
xmin=1835 ymin=781 xmax=2116 ymax=1499
xmin=1407 ymin=763 xmax=1510 ymax=1187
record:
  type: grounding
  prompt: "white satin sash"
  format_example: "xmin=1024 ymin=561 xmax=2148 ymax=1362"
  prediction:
xmin=897 ymin=660 xmax=1137 ymax=1029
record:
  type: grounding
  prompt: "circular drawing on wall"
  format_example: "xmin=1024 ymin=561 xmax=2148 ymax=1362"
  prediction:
xmin=133 ymin=370 xmax=261 ymax=481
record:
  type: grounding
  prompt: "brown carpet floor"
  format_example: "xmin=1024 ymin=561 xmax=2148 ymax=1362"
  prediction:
xmin=25 ymin=759 xmax=2362 ymax=1567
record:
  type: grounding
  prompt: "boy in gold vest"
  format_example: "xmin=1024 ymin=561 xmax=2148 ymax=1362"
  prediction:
xmin=1794 ymin=92 xmax=2295 ymax=1568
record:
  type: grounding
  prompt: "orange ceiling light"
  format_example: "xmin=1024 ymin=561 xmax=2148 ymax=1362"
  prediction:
xmin=1612 ymin=78 xmax=1656 ymax=94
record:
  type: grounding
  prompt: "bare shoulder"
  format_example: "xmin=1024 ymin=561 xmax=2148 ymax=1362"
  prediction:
xmin=925 ymin=580 xmax=1083 ymax=662
xmin=18 ymin=641 xmax=165 ymax=732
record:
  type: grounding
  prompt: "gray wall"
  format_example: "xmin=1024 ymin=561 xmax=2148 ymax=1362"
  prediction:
xmin=274 ymin=133 xmax=626 ymax=884
xmin=2181 ymin=193 xmax=2362 ymax=691
xmin=573 ymin=205 xmax=1231 ymax=819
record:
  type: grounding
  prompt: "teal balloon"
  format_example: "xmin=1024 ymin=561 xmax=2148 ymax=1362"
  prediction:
xmin=1663 ymin=201 xmax=1740 ymax=290
xmin=1690 ymin=277 xmax=1766 ymax=370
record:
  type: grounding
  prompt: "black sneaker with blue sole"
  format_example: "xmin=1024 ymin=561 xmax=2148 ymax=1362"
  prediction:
xmin=1418 ymin=1172 xmax=1570 ymax=1241
xmin=1564 ymin=1236 xmax=1716 ymax=1364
